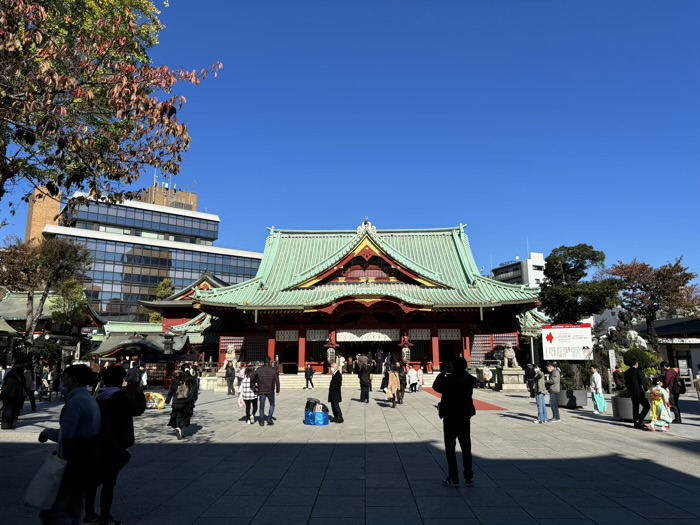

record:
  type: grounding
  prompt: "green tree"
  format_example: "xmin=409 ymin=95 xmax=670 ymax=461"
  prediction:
xmin=0 ymin=236 xmax=92 ymax=353
xmin=539 ymin=244 xmax=620 ymax=324
xmin=50 ymin=278 xmax=88 ymax=327
xmin=148 ymin=277 xmax=175 ymax=324
xmin=0 ymin=0 xmax=221 ymax=219
xmin=607 ymin=258 xmax=700 ymax=351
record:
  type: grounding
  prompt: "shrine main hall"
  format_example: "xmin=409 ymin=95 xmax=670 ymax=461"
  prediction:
xmin=193 ymin=220 xmax=540 ymax=373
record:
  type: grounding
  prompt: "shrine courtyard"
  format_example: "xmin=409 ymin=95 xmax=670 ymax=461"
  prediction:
xmin=2 ymin=385 xmax=700 ymax=525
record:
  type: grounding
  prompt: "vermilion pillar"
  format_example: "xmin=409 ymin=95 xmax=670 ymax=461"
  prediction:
xmin=431 ymin=326 xmax=439 ymax=373
xmin=268 ymin=327 xmax=276 ymax=362
xmin=463 ymin=334 xmax=471 ymax=362
xmin=298 ymin=330 xmax=306 ymax=372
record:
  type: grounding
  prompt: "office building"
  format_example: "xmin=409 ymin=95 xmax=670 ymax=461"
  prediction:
xmin=491 ymin=252 xmax=546 ymax=287
xmin=29 ymin=184 xmax=262 ymax=322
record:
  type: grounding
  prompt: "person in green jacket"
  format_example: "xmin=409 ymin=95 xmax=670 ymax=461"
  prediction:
xmin=534 ymin=366 xmax=548 ymax=424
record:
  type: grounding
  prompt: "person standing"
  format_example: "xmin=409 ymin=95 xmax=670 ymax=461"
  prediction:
xmin=590 ymin=364 xmax=607 ymax=414
xmin=304 ymin=364 xmax=315 ymax=390
xmin=225 ymin=361 xmax=236 ymax=395
xmin=240 ymin=367 xmax=258 ymax=424
xmin=417 ymin=366 xmax=424 ymax=391
xmin=358 ymin=363 xmax=370 ymax=403
xmin=328 ymin=362 xmax=343 ymax=423
xmin=612 ymin=365 xmax=625 ymax=390
xmin=545 ymin=362 xmax=561 ymax=422
xmin=84 ymin=365 xmax=146 ymax=525
xmin=237 ymin=365 xmax=246 ymax=389
xmin=165 ymin=369 xmax=196 ymax=440
xmin=525 ymin=364 xmax=536 ymax=398
xmin=37 ymin=365 xmax=101 ymax=525
xmin=533 ymin=366 xmax=548 ymax=424
xmin=387 ymin=364 xmax=400 ymax=408
xmin=254 ymin=356 xmax=280 ymax=426
xmin=624 ymin=357 xmax=650 ymax=429
xmin=397 ymin=364 xmax=407 ymax=404
xmin=24 ymin=364 xmax=37 ymax=412
xmin=1 ymin=362 xmax=26 ymax=429
xmin=432 ymin=357 xmax=477 ymax=487
xmin=408 ymin=366 xmax=418 ymax=393
xmin=660 ymin=361 xmax=683 ymax=424
xmin=139 ymin=363 xmax=148 ymax=390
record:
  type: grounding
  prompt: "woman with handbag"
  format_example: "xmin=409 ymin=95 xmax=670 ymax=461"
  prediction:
xmin=35 ymin=364 xmax=101 ymax=525
xmin=165 ymin=367 xmax=197 ymax=440
xmin=240 ymin=367 xmax=258 ymax=424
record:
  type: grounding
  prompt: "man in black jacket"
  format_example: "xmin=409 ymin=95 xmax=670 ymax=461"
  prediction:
xmin=254 ymin=356 xmax=280 ymax=426
xmin=328 ymin=362 xmax=343 ymax=423
xmin=624 ymin=357 xmax=650 ymax=429
xmin=358 ymin=363 xmax=370 ymax=403
xmin=433 ymin=357 xmax=477 ymax=487
xmin=85 ymin=365 xmax=146 ymax=525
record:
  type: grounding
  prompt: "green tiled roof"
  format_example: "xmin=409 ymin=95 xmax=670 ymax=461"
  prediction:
xmin=195 ymin=223 xmax=539 ymax=310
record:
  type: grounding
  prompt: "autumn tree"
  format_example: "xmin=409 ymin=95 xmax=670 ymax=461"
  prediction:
xmin=0 ymin=0 xmax=221 ymax=219
xmin=539 ymin=244 xmax=620 ymax=324
xmin=0 ymin=236 xmax=91 ymax=354
xmin=148 ymin=277 xmax=175 ymax=324
xmin=606 ymin=258 xmax=700 ymax=351
xmin=51 ymin=278 xmax=89 ymax=327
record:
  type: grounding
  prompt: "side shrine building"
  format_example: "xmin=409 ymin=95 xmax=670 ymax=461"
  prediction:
xmin=194 ymin=221 xmax=540 ymax=374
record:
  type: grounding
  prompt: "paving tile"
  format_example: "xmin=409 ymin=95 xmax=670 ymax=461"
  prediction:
xmin=201 ymin=496 xmax=266 ymax=518
xmin=471 ymin=507 xmax=538 ymax=525
xmin=579 ymin=507 xmax=654 ymax=525
xmin=247 ymin=505 xmax=312 ymax=525
xmin=366 ymin=507 xmax=422 ymax=525
xmin=366 ymin=487 xmax=415 ymax=506
xmin=416 ymin=496 xmax=475 ymax=518
xmin=267 ymin=486 xmax=319 ymax=506
xmin=458 ymin=487 xmax=519 ymax=507
xmin=311 ymin=496 xmax=365 ymax=517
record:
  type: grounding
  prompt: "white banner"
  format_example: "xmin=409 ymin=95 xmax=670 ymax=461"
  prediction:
xmin=541 ymin=324 xmax=593 ymax=360
xmin=337 ymin=329 xmax=400 ymax=342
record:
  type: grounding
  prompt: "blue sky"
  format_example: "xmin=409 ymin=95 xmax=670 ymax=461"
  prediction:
xmin=5 ymin=1 xmax=699 ymax=275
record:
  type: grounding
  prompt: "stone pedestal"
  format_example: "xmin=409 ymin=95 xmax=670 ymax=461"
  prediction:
xmin=495 ymin=368 xmax=528 ymax=392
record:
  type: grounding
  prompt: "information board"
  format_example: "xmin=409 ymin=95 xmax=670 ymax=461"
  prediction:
xmin=541 ymin=324 xmax=593 ymax=360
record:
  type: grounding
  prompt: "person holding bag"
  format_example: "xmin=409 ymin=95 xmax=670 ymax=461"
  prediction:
xmin=590 ymin=364 xmax=607 ymax=414
xmin=33 ymin=365 xmax=101 ymax=525
xmin=240 ymin=367 xmax=258 ymax=424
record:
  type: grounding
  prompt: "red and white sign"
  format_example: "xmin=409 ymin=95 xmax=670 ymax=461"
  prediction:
xmin=541 ymin=324 xmax=593 ymax=360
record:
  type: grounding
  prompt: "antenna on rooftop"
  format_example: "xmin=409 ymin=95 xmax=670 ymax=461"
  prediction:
xmin=526 ymin=236 xmax=530 ymax=257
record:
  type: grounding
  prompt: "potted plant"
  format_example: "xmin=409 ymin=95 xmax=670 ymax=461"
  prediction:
xmin=611 ymin=387 xmax=634 ymax=420
xmin=557 ymin=363 xmax=589 ymax=409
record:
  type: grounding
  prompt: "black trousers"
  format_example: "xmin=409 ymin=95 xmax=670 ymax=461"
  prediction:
xmin=306 ymin=378 xmax=314 ymax=388
xmin=227 ymin=378 xmax=235 ymax=395
xmin=631 ymin=396 xmax=650 ymax=424
xmin=444 ymin=418 xmax=473 ymax=482
xmin=331 ymin=401 xmax=343 ymax=422
xmin=360 ymin=385 xmax=369 ymax=402
xmin=85 ymin=466 xmax=119 ymax=521
xmin=670 ymin=391 xmax=682 ymax=422
xmin=244 ymin=398 xmax=258 ymax=420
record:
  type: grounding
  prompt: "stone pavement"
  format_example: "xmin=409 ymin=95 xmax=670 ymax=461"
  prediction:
xmin=2 ymin=381 xmax=700 ymax=525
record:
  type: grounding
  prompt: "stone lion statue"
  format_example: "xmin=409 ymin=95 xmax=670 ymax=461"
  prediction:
xmin=503 ymin=343 xmax=518 ymax=368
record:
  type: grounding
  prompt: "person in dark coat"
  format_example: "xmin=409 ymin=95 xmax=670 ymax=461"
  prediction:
xmin=624 ymin=356 xmax=650 ymax=429
xmin=358 ymin=363 xmax=370 ymax=403
xmin=1 ymin=362 xmax=26 ymax=429
xmin=328 ymin=362 xmax=343 ymax=423
xmin=396 ymin=365 xmax=407 ymax=405
xmin=304 ymin=364 xmax=315 ymax=390
xmin=165 ymin=369 xmax=197 ymax=439
xmin=225 ymin=361 xmax=236 ymax=395
xmin=85 ymin=365 xmax=146 ymax=525
xmin=432 ymin=357 xmax=477 ymax=487
xmin=660 ymin=361 xmax=682 ymax=424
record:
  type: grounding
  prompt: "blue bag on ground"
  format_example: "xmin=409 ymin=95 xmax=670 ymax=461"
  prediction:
xmin=305 ymin=411 xmax=329 ymax=426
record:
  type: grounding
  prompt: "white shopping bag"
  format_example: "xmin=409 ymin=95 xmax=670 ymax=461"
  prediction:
xmin=24 ymin=453 xmax=66 ymax=509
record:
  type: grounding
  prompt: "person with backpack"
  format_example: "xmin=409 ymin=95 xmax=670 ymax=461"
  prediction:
xmin=125 ymin=362 xmax=143 ymax=389
xmin=165 ymin=369 xmax=197 ymax=439
xmin=84 ymin=365 xmax=146 ymax=525
xmin=661 ymin=361 xmax=684 ymax=424
xmin=624 ymin=357 xmax=650 ymax=429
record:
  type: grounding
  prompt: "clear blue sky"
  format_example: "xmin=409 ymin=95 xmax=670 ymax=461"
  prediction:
xmin=5 ymin=1 xmax=700 ymax=275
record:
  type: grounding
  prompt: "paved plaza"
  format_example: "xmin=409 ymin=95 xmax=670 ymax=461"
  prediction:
xmin=2 ymin=382 xmax=700 ymax=525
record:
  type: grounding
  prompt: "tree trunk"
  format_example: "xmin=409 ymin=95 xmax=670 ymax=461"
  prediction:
xmin=646 ymin=313 xmax=659 ymax=353
xmin=23 ymin=290 xmax=35 ymax=355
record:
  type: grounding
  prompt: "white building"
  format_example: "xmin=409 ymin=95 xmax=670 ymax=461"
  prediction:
xmin=492 ymin=252 xmax=546 ymax=288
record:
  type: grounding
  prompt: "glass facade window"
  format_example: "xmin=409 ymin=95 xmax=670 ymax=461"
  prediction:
xmin=65 ymin=202 xmax=219 ymax=243
xmin=56 ymin=234 xmax=260 ymax=323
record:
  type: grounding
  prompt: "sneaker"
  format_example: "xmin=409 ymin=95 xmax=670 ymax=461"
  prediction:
xmin=442 ymin=478 xmax=460 ymax=487
xmin=464 ymin=479 xmax=474 ymax=487
xmin=550 ymin=418 xmax=560 ymax=423
xmin=249 ymin=415 xmax=255 ymax=423
xmin=533 ymin=420 xmax=542 ymax=424
xmin=267 ymin=420 xmax=274 ymax=426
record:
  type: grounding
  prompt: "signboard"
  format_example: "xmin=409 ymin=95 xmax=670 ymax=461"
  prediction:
xmin=541 ymin=324 xmax=593 ymax=360
xmin=608 ymin=350 xmax=617 ymax=370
